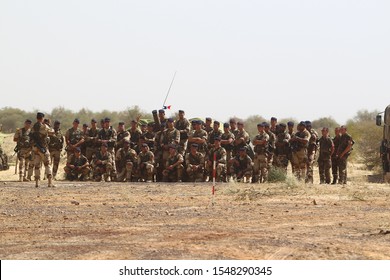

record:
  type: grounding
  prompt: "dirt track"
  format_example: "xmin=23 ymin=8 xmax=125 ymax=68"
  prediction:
xmin=1 ymin=172 xmax=390 ymax=260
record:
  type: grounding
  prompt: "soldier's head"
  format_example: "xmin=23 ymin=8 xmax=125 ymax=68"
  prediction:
xmin=167 ymin=118 xmax=174 ymax=129
xmin=263 ymin=122 xmax=270 ymax=132
xmin=117 ymin=121 xmax=125 ymax=132
xmin=279 ymin=123 xmax=287 ymax=133
xmin=178 ymin=110 xmax=185 ymax=119
xmin=141 ymin=143 xmax=149 ymax=152
xmin=205 ymin=117 xmax=212 ymax=127
xmin=229 ymin=118 xmax=237 ymax=130
xmin=214 ymin=136 xmax=221 ymax=148
xmin=73 ymin=118 xmax=80 ymax=128
xmin=90 ymin=118 xmax=97 ymax=128
xmin=271 ymin=117 xmax=277 ymax=127
xmin=340 ymin=125 xmax=347 ymax=135
xmin=36 ymin=112 xmax=45 ymax=123
xmin=305 ymin=121 xmax=312 ymax=130
xmin=123 ymin=139 xmax=130 ymax=149
xmin=158 ymin=109 xmax=165 ymax=120
xmin=321 ymin=127 xmax=329 ymax=137
xmin=194 ymin=120 xmax=202 ymax=131
xmin=140 ymin=123 xmax=147 ymax=133
xmin=334 ymin=127 xmax=340 ymax=136
xmin=223 ymin=122 xmax=230 ymax=133
xmin=82 ymin=123 xmax=88 ymax=132
xmin=131 ymin=120 xmax=137 ymax=129
xmin=213 ymin=121 xmax=220 ymax=131
xmin=287 ymin=121 xmax=294 ymax=132
xmin=100 ymin=118 xmax=105 ymax=128
xmin=239 ymin=146 xmax=247 ymax=156
xmin=147 ymin=122 xmax=154 ymax=132
xmin=237 ymin=121 xmax=244 ymax=131
xmin=74 ymin=147 xmax=81 ymax=157
xmin=24 ymin=119 xmax=32 ymax=129
xmin=257 ymin=123 xmax=265 ymax=133
xmin=54 ymin=120 xmax=60 ymax=130
xmin=101 ymin=142 xmax=108 ymax=152
xmin=190 ymin=143 xmax=198 ymax=153
xmin=298 ymin=121 xmax=306 ymax=132
xmin=168 ymin=144 xmax=177 ymax=155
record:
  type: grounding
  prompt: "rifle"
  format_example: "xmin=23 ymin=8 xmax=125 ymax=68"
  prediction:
xmin=30 ymin=132 xmax=47 ymax=154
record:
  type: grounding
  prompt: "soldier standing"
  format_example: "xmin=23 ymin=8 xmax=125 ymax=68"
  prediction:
xmin=336 ymin=126 xmax=354 ymax=185
xmin=116 ymin=121 xmax=131 ymax=153
xmin=188 ymin=120 xmax=208 ymax=155
xmin=175 ymin=110 xmax=190 ymax=156
xmin=185 ymin=143 xmax=205 ymax=182
xmin=318 ymin=127 xmax=334 ymax=184
xmin=204 ymin=117 xmax=213 ymax=135
xmin=207 ymin=121 xmax=223 ymax=152
xmin=65 ymin=118 xmax=85 ymax=162
xmin=97 ymin=117 xmax=117 ymax=180
xmin=48 ymin=120 xmax=64 ymax=180
xmin=13 ymin=119 xmax=34 ymax=182
xmin=270 ymin=117 xmax=278 ymax=135
xmin=252 ymin=123 xmax=270 ymax=183
xmin=85 ymin=119 xmax=100 ymax=162
xmin=128 ymin=120 xmax=142 ymax=150
xmin=160 ymin=118 xmax=180 ymax=170
xmin=221 ymin=122 xmax=235 ymax=177
xmin=305 ymin=121 xmax=319 ymax=184
xmin=233 ymin=121 xmax=250 ymax=158
xmin=331 ymin=127 xmax=341 ymax=184
xmin=31 ymin=112 xmax=55 ymax=188
xmin=289 ymin=121 xmax=310 ymax=181
xmin=143 ymin=123 xmax=156 ymax=151
xmin=274 ymin=123 xmax=291 ymax=173
xmin=154 ymin=123 xmax=166 ymax=181
xmin=264 ymin=122 xmax=275 ymax=172
xmin=115 ymin=139 xmax=138 ymax=182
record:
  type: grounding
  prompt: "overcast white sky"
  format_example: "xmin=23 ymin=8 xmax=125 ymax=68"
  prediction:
xmin=1 ymin=0 xmax=389 ymax=124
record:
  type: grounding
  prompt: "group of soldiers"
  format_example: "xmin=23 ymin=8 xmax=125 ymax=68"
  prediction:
xmin=13 ymin=109 xmax=354 ymax=187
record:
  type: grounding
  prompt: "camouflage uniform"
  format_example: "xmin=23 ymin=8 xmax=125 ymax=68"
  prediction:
xmin=115 ymin=146 xmax=138 ymax=182
xmin=92 ymin=148 xmax=113 ymax=182
xmin=318 ymin=135 xmax=334 ymax=184
xmin=48 ymin=127 xmax=64 ymax=179
xmin=331 ymin=132 xmax=341 ymax=184
xmin=233 ymin=128 xmax=250 ymax=157
xmin=14 ymin=126 xmax=34 ymax=181
xmin=264 ymin=126 xmax=276 ymax=172
xmin=64 ymin=152 xmax=90 ymax=181
xmin=220 ymin=128 xmax=235 ymax=174
xmin=128 ymin=127 xmax=142 ymax=150
xmin=290 ymin=125 xmax=310 ymax=180
xmin=116 ymin=129 xmax=131 ymax=153
xmin=97 ymin=126 xmax=117 ymax=179
xmin=306 ymin=127 xmax=319 ymax=183
xmin=85 ymin=126 xmax=100 ymax=162
xmin=230 ymin=151 xmax=253 ymax=182
xmin=163 ymin=150 xmax=184 ymax=182
xmin=336 ymin=131 xmax=353 ymax=185
xmin=65 ymin=127 xmax=84 ymax=161
xmin=138 ymin=146 xmax=155 ymax=182
xmin=206 ymin=146 xmax=227 ymax=182
xmin=31 ymin=117 xmax=54 ymax=187
xmin=274 ymin=126 xmax=291 ymax=173
xmin=185 ymin=149 xmax=205 ymax=182
xmin=154 ymin=126 xmax=165 ymax=181
xmin=252 ymin=130 xmax=270 ymax=183
xmin=160 ymin=126 xmax=180 ymax=169
xmin=207 ymin=128 xmax=223 ymax=153
xmin=143 ymin=128 xmax=155 ymax=152
xmin=175 ymin=117 xmax=190 ymax=156
xmin=188 ymin=127 xmax=208 ymax=155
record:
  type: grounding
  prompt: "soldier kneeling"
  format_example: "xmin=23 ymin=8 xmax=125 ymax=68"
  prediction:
xmin=64 ymin=147 xmax=90 ymax=181
xmin=162 ymin=144 xmax=184 ymax=182
xmin=230 ymin=147 xmax=253 ymax=183
xmin=185 ymin=143 xmax=205 ymax=182
xmin=92 ymin=143 xmax=113 ymax=182
xmin=138 ymin=143 xmax=155 ymax=182
xmin=116 ymin=140 xmax=138 ymax=182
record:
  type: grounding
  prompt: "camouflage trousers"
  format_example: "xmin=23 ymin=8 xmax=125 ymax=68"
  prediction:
xmin=331 ymin=157 xmax=340 ymax=182
xmin=292 ymin=149 xmax=307 ymax=181
xmin=163 ymin=164 xmax=184 ymax=182
xmin=116 ymin=162 xmax=137 ymax=182
xmin=306 ymin=152 xmax=316 ymax=183
xmin=338 ymin=156 xmax=349 ymax=184
xmin=230 ymin=166 xmax=253 ymax=182
xmin=17 ymin=148 xmax=34 ymax=179
xmin=139 ymin=163 xmax=154 ymax=182
xmin=178 ymin=139 xmax=188 ymax=156
xmin=49 ymin=149 xmax=61 ymax=178
xmin=86 ymin=147 xmax=98 ymax=162
xmin=93 ymin=163 xmax=113 ymax=182
xmin=64 ymin=165 xmax=90 ymax=180
xmin=318 ymin=158 xmax=332 ymax=184
xmin=32 ymin=147 xmax=52 ymax=180
xmin=206 ymin=162 xmax=226 ymax=182
xmin=186 ymin=165 xmax=204 ymax=182
xmin=253 ymin=153 xmax=268 ymax=183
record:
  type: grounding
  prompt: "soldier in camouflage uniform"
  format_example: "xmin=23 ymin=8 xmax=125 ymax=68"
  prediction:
xmin=128 ymin=120 xmax=142 ymax=150
xmin=154 ymin=123 xmax=166 ymax=181
xmin=331 ymin=127 xmax=341 ymax=184
xmin=81 ymin=123 xmax=89 ymax=157
xmin=233 ymin=121 xmax=249 ymax=158
xmin=115 ymin=139 xmax=138 ymax=182
xmin=138 ymin=143 xmax=155 ymax=182
xmin=97 ymin=117 xmax=117 ymax=180
xmin=206 ymin=137 xmax=227 ymax=182
xmin=48 ymin=120 xmax=64 ymax=180
xmin=264 ymin=122 xmax=276 ymax=173
xmin=13 ymin=119 xmax=34 ymax=181
xmin=160 ymin=118 xmax=180 ymax=171
xmin=116 ymin=121 xmax=131 ymax=153
xmin=188 ymin=120 xmax=208 ymax=155
xmin=204 ymin=117 xmax=213 ymax=135
xmin=143 ymin=123 xmax=156 ymax=151
xmin=336 ymin=126 xmax=354 ymax=185
xmin=92 ymin=143 xmax=113 ymax=182
xmin=185 ymin=143 xmax=205 ymax=182
xmin=289 ymin=121 xmax=310 ymax=181
xmin=270 ymin=117 xmax=278 ymax=135
xmin=85 ymin=119 xmax=100 ymax=163
xmin=230 ymin=147 xmax=253 ymax=183
xmin=287 ymin=121 xmax=295 ymax=173
xmin=158 ymin=109 xmax=168 ymax=128
xmin=207 ymin=121 xmax=223 ymax=152
xmin=65 ymin=118 xmax=85 ymax=162
xmin=221 ymin=123 xmax=235 ymax=177
xmin=273 ymin=123 xmax=291 ymax=173
xmin=163 ymin=144 xmax=184 ymax=182
xmin=175 ymin=110 xmax=190 ymax=156
xmin=305 ymin=121 xmax=319 ymax=184
xmin=31 ymin=112 xmax=55 ymax=187
xmin=317 ymin=127 xmax=334 ymax=184
xmin=252 ymin=123 xmax=270 ymax=183
xmin=64 ymin=147 xmax=90 ymax=181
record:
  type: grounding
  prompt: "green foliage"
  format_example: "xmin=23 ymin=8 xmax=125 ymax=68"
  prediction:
xmin=311 ymin=116 xmax=340 ymax=131
xmin=268 ymin=167 xmax=287 ymax=183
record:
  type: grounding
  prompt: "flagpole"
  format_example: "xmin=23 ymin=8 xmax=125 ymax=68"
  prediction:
xmin=162 ymin=71 xmax=177 ymax=109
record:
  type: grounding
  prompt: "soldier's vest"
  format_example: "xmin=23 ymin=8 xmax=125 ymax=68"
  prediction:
xmin=129 ymin=128 xmax=142 ymax=144
xmin=221 ymin=132 xmax=234 ymax=151
xmin=266 ymin=131 xmax=276 ymax=154
xmin=86 ymin=128 xmax=99 ymax=147
xmin=167 ymin=153 xmax=183 ymax=166
xmin=18 ymin=128 xmax=32 ymax=149
xmin=293 ymin=130 xmax=310 ymax=151
xmin=235 ymin=155 xmax=252 ymax=170
xmin=139 ymin=151 xmax=154 ymax=164
xmin=49 ymin=130 xmax=64 ymax=150
xmin=308 ymin=129 xmax=319 ymax=154
xmin=99 ymin=128 xmax=115 ymax=148
xmin=332 ymin=136 xmax=341 ymax=158
xmin=175 ymin=119 xmax=190 ymax=140
xmin=187 ymin=152 xmax=203 ymax=165
xmin=275 ymin=132 xmax=290 ymax=156
xmin=338 ymin=133 xmax=354 ymax=157
xmin=208 ymin=130 xmax=223 ymax=145
xmin=190 ymin=129 xmax=207 ymax=153
xmin=319 ymin=137 xmax=333 ymax=160
xmin=67 ymin=128 xmax=83 ymax=146
xmin=209 ymin=147 xmax=226 ymax=163
xmin=70 ymin=154 xmax=88 ymax=167
xmin=32 ymin=122 xmax=48 ymax=148
xmin=254 ymin=133 xmax=268 ymax=154
xmin=162 ymin=128 xmax=179 ymax=145
xmin=95 ymin=151 xmax=111 ymax=163
xmin=118 ymin=148 xmax=137 ymax=165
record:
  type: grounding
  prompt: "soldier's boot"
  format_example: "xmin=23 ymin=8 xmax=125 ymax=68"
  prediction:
xmin=126 ymin=172 xmax=132 ymax=182
xmin=35 ymin=178 xmax=39 ymax=188
xmin=177 ymin=168 xmax=183 ymax=183
xmin=19 ymin=175 xmax=23 ymax=182
xmin=104 ymin=173 xmax=111 ymax=182
xmin=48 ymin=176 xmax=55 ymax=188
xmin=331 ymin=177 xmax=337 ymax=185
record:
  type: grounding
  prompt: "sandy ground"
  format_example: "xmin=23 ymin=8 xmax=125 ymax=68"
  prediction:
xmin=1 ymin=134 xmax=390 ymax=260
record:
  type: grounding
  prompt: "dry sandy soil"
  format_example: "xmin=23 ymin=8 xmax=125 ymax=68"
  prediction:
xmin=1 ymin=134 xmax=390 ymax=260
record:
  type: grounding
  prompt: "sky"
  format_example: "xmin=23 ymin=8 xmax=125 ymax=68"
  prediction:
xmin=1 ymin=0 xmax=389 ymax=124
